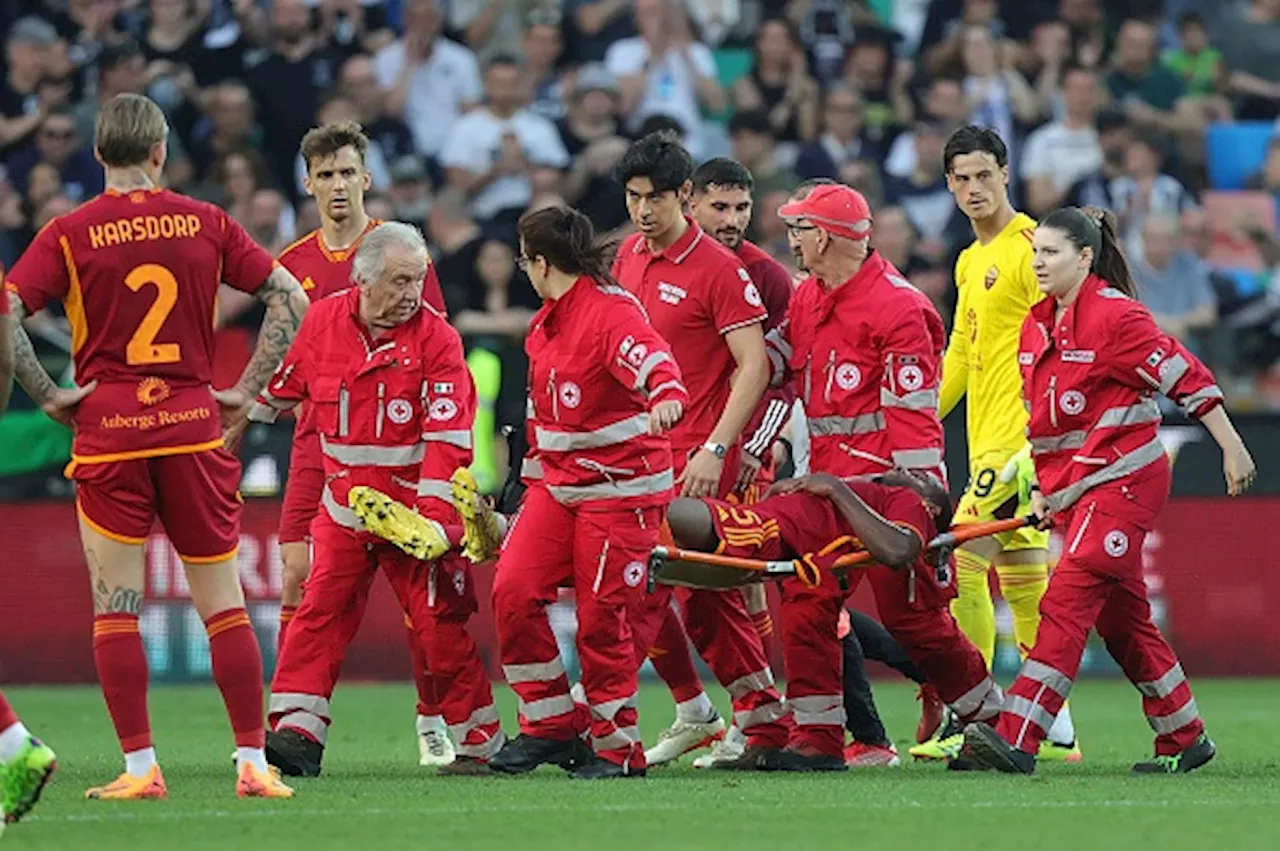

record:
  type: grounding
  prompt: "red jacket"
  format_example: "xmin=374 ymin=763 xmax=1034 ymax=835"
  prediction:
xmin=737 ymin=239 xmax=797 ymax=464
xmin=524 ymin=276 xmax=688 ymax=508
xmin=765 ymin=251 xmax=947 ymax=480
xmin=250 ymin=287 xmax=474 ymax=536
xmin=1019 ymin=274 xmax=1223 ymax=514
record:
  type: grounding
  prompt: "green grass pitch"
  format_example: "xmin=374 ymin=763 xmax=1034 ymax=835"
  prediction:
xmin=3 ymin=679 xmax=1278 ymax=850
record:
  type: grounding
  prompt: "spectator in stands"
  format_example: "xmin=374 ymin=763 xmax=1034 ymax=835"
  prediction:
xmin=248 ymin=0 xmax=343 ymax=187
xmin=0 ymin=168 xmax=23 ymax=264
xmin=426 ymin=186 xmax=486 ymax=316
xmin=1162 ymin=13 xmax=1222 ymax=98
xmin=686 ymin=0 xmax=757 ymax=48
xmin=187 ymin=81 xmax=261 ymax=182
xmin=842 ymin=27 xmax=915 ymax=151
xmin=33 ymin=193 xmax=75 ymax=230
xmin=365 ymin=194 xmax=394 ymax=221
xmin=209 ymin=148 xmax=272 ymax=225
xmin=794 ymin=83 xmax=879 ymax=182
xmin=454 ymin=238 xmax=538 ymax=345
xmin=871 ymin=204 xmax=953 ymax=322
xmin=25 ymin=163 xmax=63 ymax=215
xmin=448 ymin=0 xmax=530 ymax=63
xmin=570 ymin=0 xmax=638 ymax=64
xmin=1219 ymin=0 xmax=1280 ymax=121
xmin=5 ymin=106 xmax=103 ymax=203
xmin=884 ymin=120 xmax=965 ymax=265
xmin=1111 ymin=131 xmax=1197 ymax=264
xmin=440 ymin=54 xmax=570 ymax=227
xmin=730 ymin=17 xmax=820 ymax=145
xmin=388 ymin=155 xmax=433 ymax=223
xmin=605 ymin=0 xmax=725 ymax=159
xmin=316 ymin=0 xmax=395 ymax=59
xmin=524 ymin=13 xmax=569 ymax=123
xmin=920 ymin=0 xmax=1009 ymax=78
xmin=1134 ymin=215 xmax=1218 ymax=350
xmin=1246 ymin=138 xmax=1280 ymax=194
xmin=728 ymin=109 xmax=799 ymax=241
xmin=884 ymin=75 xmax=967 ymax=179
xmin=1021 ymin=64 xmax=1104 ymax=216
xmin=374 ymin=0 xmax=482 ymax=167
xmin=1106 ymin=18 xmax=1199 ymax=137
xmin=959 ymin=23 xmax=1041 ymax=163
xmin=1057 ymin=0 xmax=1108 ymax=70
xmin=49 ymin=0 xmax=127 ymax=71
xmin=1020 ymin=18 xmax=1072 ymax=119
xmin=1 ymin=18 xmax=60 ymax=157
xmin=1063 ymin=108 xmax=1130 ymax=210
xmin=791 ymin=0 xmax=856 ymax=83
xmin=337 ymin=55 xmax=417 ymax=167
xmin=139 ymin=0 xmax=209 ymax=102
xmin=559 ymin=64 xmax=630 ymax=233
xmin=244 ymin=187 xmax=295 ymax=255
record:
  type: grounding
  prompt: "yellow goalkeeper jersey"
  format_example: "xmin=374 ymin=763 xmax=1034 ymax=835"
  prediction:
xmin=939 ymin=211 xmax=1044 ymax=464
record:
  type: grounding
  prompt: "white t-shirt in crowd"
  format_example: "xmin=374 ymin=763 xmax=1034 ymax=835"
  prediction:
xmin=373 ymin=37 xmax=483 ymax=158
xmin=1020 ymin=122 xmax=1103 ymax=193
xmin=605 ymin=37 xmax=716 ymax=158
xmin=439 ymin=107 xmax=571 ymax=220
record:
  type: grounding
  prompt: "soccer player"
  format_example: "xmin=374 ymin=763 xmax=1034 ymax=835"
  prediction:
xmin=273 ymin=120 xmax=452 ymax=766
xmin=642 ymin=156 xmax=796 ymax=768
xmin=4 ymin=93 xmax=305 ymax=799
xmin=0 ymin=693 xmax=56 ymax=826
xmin=912 ymin=125 xmax=1080 ymax=762
xmin=961 ymin=207 xmax=1250 ymax=774
xmin=611 ymin=132 xmax=790 ymax=765
xmin=665 ymin=470 xmax=1003 ymax=771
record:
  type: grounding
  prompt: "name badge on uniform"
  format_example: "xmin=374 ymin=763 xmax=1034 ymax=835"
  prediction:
xmin=1061 ymin=350 xmax=1096 ymax=363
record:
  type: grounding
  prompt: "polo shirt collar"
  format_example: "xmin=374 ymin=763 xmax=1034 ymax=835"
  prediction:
xmin=633 ymin=216 xmax=704 ymax=264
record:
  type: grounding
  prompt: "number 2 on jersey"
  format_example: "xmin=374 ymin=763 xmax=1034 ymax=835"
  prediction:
xmin=124 ymin=263 xmax=180 ymax=366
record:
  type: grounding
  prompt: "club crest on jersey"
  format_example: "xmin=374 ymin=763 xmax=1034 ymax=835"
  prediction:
xmin=898 ymin=364 xmax=924 ymax=392
xmin=658 ymin=282 xmax=687 ymax=305
xmin=624 ymin=560 xmax=646 ymax=588
xmin=835 ymin=363 xmax=861 ymax=391
xmin=387 ymin=399 xmax=413 ymax=425
xmin=430 ymin=398 xmax=459 ymax=421
xmin=136 ymin=377 xmax=170 ymax=407
xmin=984 ymin=266 xmax=999 ymax=289
xmin=1059 ymin=389 xmax=1086 ymax=416
xmin=560 ymin=381 xmax=582 ymax=409
xmin=1104 ymin=530 xmax=1129 ymax=557
xmin=743 ymin=281 xmax=763 ymax=308
xmin=301 ymin=276 xmax=316 ymax=291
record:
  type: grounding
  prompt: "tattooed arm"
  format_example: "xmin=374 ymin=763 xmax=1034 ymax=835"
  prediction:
xmin=5 ymin=291 xmax=94 ymax=427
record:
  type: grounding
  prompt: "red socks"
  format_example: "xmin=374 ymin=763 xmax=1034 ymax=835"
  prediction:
xmin=650 ymin=607 xmax=704 ymax=703
xmin=93 ymin=614 xmax=152 ymax=753
xmin=0 ymin=688 xmax=19 ymax=730
xmin=278 ymin=606 xmax=298 ymax=655
xmin=206 ymin=608 xmax=266 ymax=749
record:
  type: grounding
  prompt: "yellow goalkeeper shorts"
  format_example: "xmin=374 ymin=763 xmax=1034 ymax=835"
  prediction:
xmin=953 ymin=452 xmax=1049 ymax=552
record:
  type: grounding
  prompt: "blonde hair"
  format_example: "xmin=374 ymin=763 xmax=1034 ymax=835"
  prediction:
xmin=95 ymin=93 xmax=169 ymax=168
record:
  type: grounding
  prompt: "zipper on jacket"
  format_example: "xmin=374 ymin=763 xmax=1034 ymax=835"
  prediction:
xmin=376 ymin=383 xmax=386 ymax=439
xmin=823 ymin=350 xmax=837 ymax=403
xmin=338 ymin=382 xmax=350 ymax=437
xmin=1048 ymin=375 xmax=1058 ymax=430
xmin=549 ymin=367 xmax=559 ymax=421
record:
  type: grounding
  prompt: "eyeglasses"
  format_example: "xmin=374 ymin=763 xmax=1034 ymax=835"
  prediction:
xmin=786 ymin=223 xmax=820 ymax=236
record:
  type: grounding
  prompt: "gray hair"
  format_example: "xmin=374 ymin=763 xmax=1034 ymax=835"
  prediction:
xmin=352 ymin=221 xmax=428 ymax=284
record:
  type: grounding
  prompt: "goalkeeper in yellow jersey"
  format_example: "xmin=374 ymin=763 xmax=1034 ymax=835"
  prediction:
xmin=909 ymin=126 xmax=1080 ymax=763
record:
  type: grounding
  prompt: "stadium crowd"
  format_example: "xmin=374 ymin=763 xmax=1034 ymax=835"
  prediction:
xmin=4 ymin=0 xmax=1280 ymax=498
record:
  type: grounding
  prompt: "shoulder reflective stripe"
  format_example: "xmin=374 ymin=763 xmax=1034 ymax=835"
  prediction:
xmin=321 ymin=485 xmax=363 ymax=530
xmin=321 ymin=436 xmax=426 ymax=466
xmin=1181 ymin=385 xmax=1222 ymax=416
xmin=633 ymin=351 xmax=672 ymax=390
xmin=879 ymin=387 xmax=940 ymax=411
xmin=248 ymin=401 xmax=281 ymax=424
xmin=1021 ymin=660 xmax=1073 ymax=696
xmin=1031 ymin=431 xmax=1087 ymax=455
xmin=416 ymin=479 xmax=453 ymax=500
xmin=1096 ymin=398 xmax=1162 ymax=428
xmin=526 ymin=397 xmax=536 ymax=418
xmin=890 ymin=448 xmax=943 ymax=469
xmin=808 ymin=412 xmax=886 ymax=437
xmin=1158 ymin=353 xmax=1189 ymax=395
xmin=1147 ymin=698 xmax=1199 ymax=735
xmin=1044 ymin=436 xmax=1166 ymax=513
xmin=647 ymin=379 xmax=686 ymax=401
xmin=422 ymin=429 xmax=473 ymax=449
xmin=764 ymin=327 xmax=793 ymax=360
xmin=535 ymin=412 xmax=651 ymax=452
xmin=1136 ymin=663 xmax=1186 ymax=699
xmin=546 ymin=469 xmax=674 ymax=504
xmin=521 ymin=457 xmax=545 ymax=480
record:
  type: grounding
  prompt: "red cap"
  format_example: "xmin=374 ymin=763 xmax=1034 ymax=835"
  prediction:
xmin=777 ymin=184 xmax=873 ymax=241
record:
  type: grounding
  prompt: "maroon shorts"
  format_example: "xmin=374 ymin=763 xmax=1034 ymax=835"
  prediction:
xmin=74 ymin=448 xmax=242 ymax=561
xmin=279 ymin=430 xmax=325 ymax=544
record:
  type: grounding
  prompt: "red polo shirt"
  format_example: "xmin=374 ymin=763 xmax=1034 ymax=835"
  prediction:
xmin=613 ymin=216 xmax=767 ymax=455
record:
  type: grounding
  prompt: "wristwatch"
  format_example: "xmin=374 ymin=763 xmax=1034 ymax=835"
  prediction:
xmin=702 ymin=441 xmax=728 ymax=459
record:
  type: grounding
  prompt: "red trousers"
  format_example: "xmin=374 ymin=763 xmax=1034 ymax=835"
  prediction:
xmin=994 ymin=466 xmax=1203 ymax=755
xmin=270 ymin=517 xmax=502 ymax=759
xmin=781 ymin=561 xmax=1000 ymax=758
xmin=493 ymin=486 xmax=660 ymax=770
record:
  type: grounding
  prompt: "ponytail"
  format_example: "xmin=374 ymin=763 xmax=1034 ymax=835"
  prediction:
xmin=1040 ymin=206 xmax=1138 ymax=299
xmin=518 ymin=205 xmax=621 ymax=287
